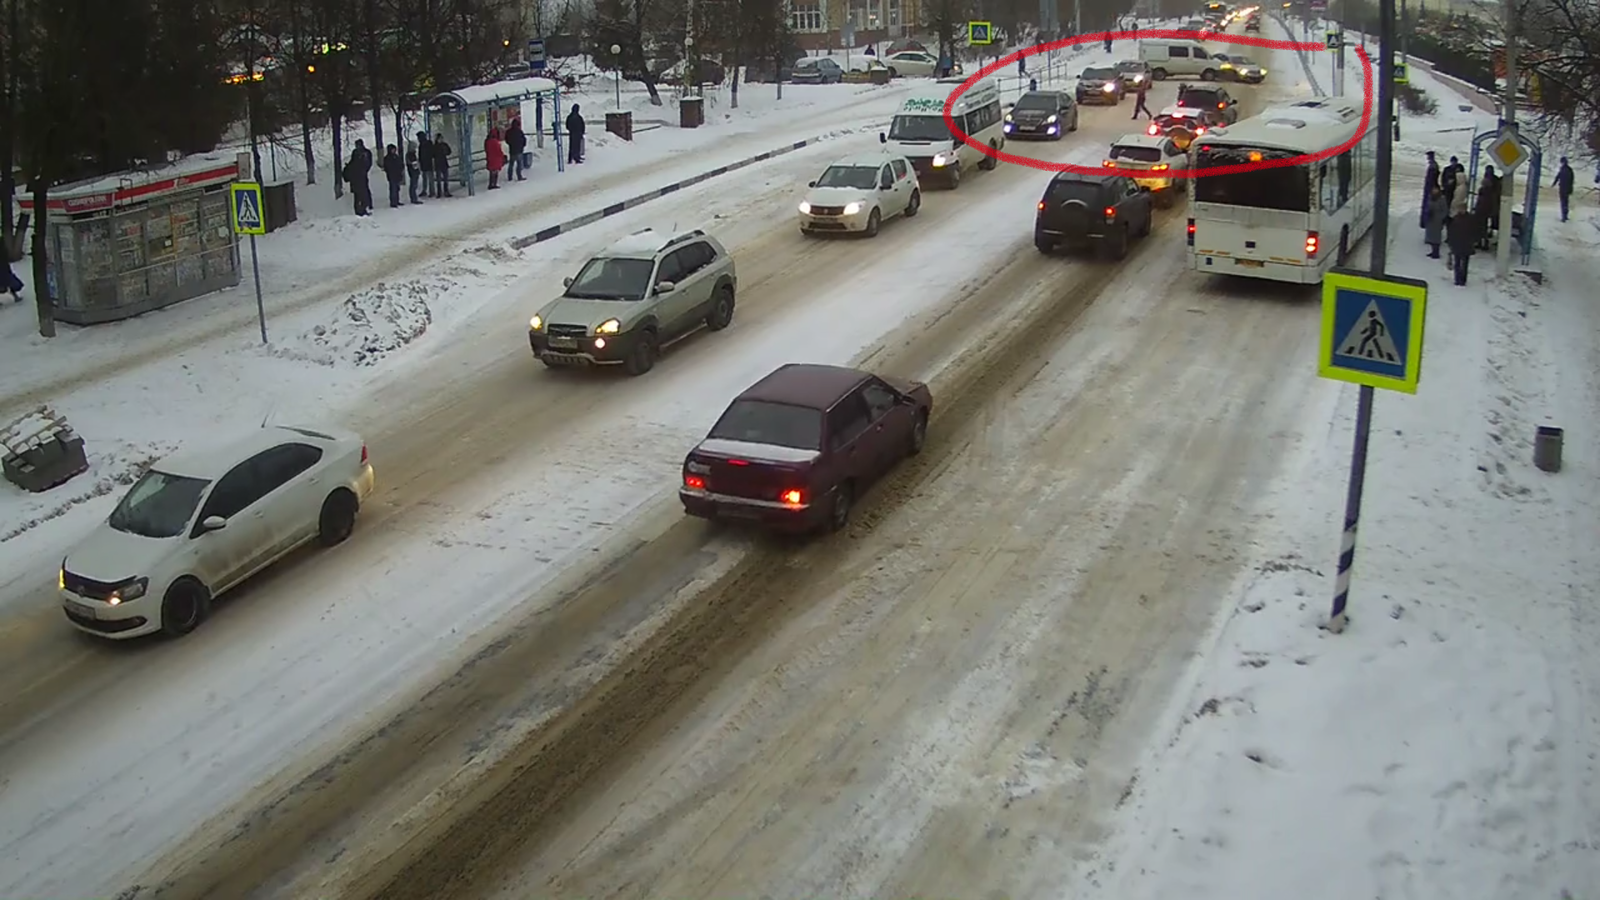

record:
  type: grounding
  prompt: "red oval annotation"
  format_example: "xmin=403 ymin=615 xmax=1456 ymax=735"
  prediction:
xmin=939 ymin=30 xmax=1373 ymax=180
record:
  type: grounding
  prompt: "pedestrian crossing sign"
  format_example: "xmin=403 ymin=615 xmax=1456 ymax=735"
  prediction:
xmin=968 ymin=20 xmax=993 ymax=45
xmin=230 ymin=182 xmax=266 ymax=235
xmin=1318 ymin=268 xmax=1428 ymax=394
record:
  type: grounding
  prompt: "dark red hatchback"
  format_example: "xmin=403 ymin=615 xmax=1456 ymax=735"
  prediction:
xmin=680 ymin=363 xmax=933 ymax=533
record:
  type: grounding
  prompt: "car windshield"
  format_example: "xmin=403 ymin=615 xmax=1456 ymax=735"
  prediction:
xmin=888 ymin=114 xmax=954 ymax=142
xmin=1082 ymin=68 xmax=1117 ymax=81
xmin=107 ymin=469 xmax=210 ymax=539
xmin=708 ymin=400 xmax=823 ymax=451
xmin=815 ymin=165 xmax=880 ymax=189
xmin=1229 ymin=56 xmax=1256 ymax=65
xmin=1110 ymin=145 xmax=1163 ymax=162
xmin=1116 ymin=61 xmax=1144 ymax=71
xmin=565 ymin=257 xmax=655 ymax=301
xmin=1014 ymin=93 xmax=1059 ymax=110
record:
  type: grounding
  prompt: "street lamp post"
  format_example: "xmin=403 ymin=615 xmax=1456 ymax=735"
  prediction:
xmin=611 ymin=43 xmax=622 ymax=109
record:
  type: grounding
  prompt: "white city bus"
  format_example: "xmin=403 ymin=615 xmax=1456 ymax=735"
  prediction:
xmin=1184 ymin=97 xmax=1378 ymax=284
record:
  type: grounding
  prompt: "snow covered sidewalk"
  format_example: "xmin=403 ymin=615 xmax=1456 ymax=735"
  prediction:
xmin=1071 ymin=215 xmax=1600 ymax=897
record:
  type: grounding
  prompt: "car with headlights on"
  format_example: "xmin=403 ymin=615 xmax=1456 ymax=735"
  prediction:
xmin=798 ymin=154 xmax=921 ymax=237
xmin=1075 ymin=66 xmax=1126 ymax=105
xmin=529 ymin=228 xmax=737 ymax=376
xmin=1220 ymin=54 xmax=1266 ymax=82
xmin=1103 ymin=132 xmax=1189 ymax=207
xmin=58 ymin=424 xmax=375 ymax=640
xmin=1115 ymin=59 xmax=1154 ymax=89
xmin=679 ymin=363 xmax=932 ymax=533
xmin=1004 ymin=90 xmax=1077 ymax=139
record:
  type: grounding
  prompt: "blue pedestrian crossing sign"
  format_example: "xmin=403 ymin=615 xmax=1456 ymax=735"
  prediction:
xmin=968 ymin=21 xmax=994 ymax=45
xmin=230 ymin=181 xmax=266 ymax=235
xmin=1318 ymin=268 xmax=1428 ymax=394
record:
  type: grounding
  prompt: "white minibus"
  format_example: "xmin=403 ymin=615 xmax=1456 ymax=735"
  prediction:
xmin=880 ymin=77 xmax=1006 ymax=189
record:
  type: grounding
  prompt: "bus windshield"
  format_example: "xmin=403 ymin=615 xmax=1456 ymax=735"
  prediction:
xmin=1192 ymin=145 xmax=1311 ymax=212
xmin=888 ymin=114 xmax=955 ymax=142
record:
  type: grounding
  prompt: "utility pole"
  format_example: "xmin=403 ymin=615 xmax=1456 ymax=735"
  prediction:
xmin=1496 ymin=0 xmax=1517 ymax=277
xmin=686 ymin=0 xmax=697 ymax=98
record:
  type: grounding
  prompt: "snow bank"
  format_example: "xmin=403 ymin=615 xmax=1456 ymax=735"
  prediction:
xmin=270 ymin=279 xmax=443 ymax=368
xmin=1070 ymin=218 xmax=1600 ymax=899
xmin=0 ymin=438 xmax=175 ymax=543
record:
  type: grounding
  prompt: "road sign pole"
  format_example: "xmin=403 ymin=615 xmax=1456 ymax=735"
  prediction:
xmin=249 ymin=233 xmax=267 ymax=344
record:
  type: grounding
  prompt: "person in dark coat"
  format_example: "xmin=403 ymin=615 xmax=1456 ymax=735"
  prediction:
xmin=565 ymin=104 xmax=586 ymax=165
xmin=382 ymin=144 xmax=405 ymax=208
xmin=417 ymin=132 xmax=435 ymax=198
xmin=432 ymin=133 xmax=453 ymax=197
xmin=1553 ymin=156 xmax=1575 ymax=222
xmin=1423 ymin=186 xmax=1447 ymax=258
xmin=405 ymin=140 xmax=423 ymax=205
xmin=344 ymin=139 xmax=373 ymax=216
xmin=506 ymin=118 xmax=528 ymax=181
xmin=484 ymin=127 xmax=505 ymax=189
xmin=1420 ymin=150 xmax=1439 ymax=227
xmin=2 ymin=257 xmax=23 ymax=302
xmin=1474 ymin=166 xmax=1500 ymax=249
xmin=1131 ymin=78 xmax=1152 ymax=119
xmin=1446 ymin=193 xmax=1477 ymax=286
xmin=1440 ymin=154 xmax=1461 ymax=205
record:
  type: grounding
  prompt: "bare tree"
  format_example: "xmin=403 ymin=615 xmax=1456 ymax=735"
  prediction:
xmin=587 ymin=0 xmax=667 ymax=104
xmin=1517 ymin=0 xmax=1600 ymax=147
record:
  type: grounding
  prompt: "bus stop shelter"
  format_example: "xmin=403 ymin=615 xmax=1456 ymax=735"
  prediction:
xmin=425 ymin=77 xmax=565 ymax=197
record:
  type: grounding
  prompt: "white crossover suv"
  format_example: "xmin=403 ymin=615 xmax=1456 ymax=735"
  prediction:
xmin=59 ymin=424 xmax=376 ymax=640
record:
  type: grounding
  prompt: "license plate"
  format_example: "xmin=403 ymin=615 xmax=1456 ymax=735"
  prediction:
xmin=548 ymin=336 xmax=577 ymax=349
xmin=65 ymin=599 xmax=97 ymax=619
xmin=721 ymin=506 xmax=762 ymax=519
xmin=1237 ymin=259 xmax=1265 ymax=268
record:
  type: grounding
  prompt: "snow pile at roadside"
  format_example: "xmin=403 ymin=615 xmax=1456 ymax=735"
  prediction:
xmin=1070 ymin=229 xmax=1600 ymax=898
xmin=0 ymin=438 xmax=176 ymax=542
xmin=270 ymin=278 xmax=444 ymax=368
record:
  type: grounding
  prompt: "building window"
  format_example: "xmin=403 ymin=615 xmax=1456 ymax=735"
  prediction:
xmin=790 ymin=0 xmax=825 ymax=32
xmin=888 ymin=0 xmax=901 ymax=27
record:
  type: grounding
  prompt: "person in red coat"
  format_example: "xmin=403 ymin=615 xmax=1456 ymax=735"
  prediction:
xmin=484 ymin=127 xmax=505 ymax=189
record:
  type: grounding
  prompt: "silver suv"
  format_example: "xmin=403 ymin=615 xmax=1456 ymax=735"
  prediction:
xmin=528 ymin=228 xmax=738 ymax=376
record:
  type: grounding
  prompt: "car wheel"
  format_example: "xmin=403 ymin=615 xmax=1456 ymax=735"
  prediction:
xmin=947 ymin=165 xmax=961 ymax=189
xmin=980 ymin=142 xmax=999 ymax=170
xmin=905 ymin=189 xmax=921 ymax=217
xmin=624 ymin=330 xmax=658 ymax=376
xmin=1201 ymin=69 xmax=1217 ymax=81
xmin=1034 ymin=231 xmax=1054 ymax=254
xmin=160 ymin=577 xmax=211 ymax=638
xmin=864 ymin=207 xmax=882 ymax=237
xmin=1151 ymin=68 xmax=1168 ymax=80
xmin=1099 ymin=225 xmax=1129 ymax=261
xmin=317 ymin=489 xmax=359 ymax=547
xmin=1156 ymin=189 xmax=1175 ymax=210
xmin=1139 ymin=208 xmax=1154 ymax=236
xmin=908 ymin=410 xmax=928 ymax=456
xmin=887 ymin=66 xmax=898 ymax=77
xmin=826 ymin=482 xmax=853 ymax=533
xmin=1071 ymin=111 xmax=1080 ymax=131
xmin=706 ymin=284 xmax=735 ymax=331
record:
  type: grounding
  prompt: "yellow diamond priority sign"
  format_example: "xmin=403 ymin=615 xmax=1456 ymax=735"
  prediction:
xmin=1488 ymin=127 xmax=1528 ymax=171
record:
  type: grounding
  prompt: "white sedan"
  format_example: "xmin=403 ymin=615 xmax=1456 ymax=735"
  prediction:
xmin=59 ymin=424 xmax=376 ymax=639
xmin=884 ymin=50 xmax=939 ymax=77
xmin=798 ymin=153 xmax=922 ymax=237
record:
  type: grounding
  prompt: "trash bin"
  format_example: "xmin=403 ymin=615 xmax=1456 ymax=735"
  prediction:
xmin=679 ymin=96 xmax=704 ymax=129
xmin=262 ymin=180 xmax=298 ymax=233
xmin=606 ymin=110 xmax=635 ymax=141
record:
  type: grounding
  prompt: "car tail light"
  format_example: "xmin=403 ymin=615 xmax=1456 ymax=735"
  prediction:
xmin=684 ymin=473 xmax=706 ymax=490
xmin=1103 ymin=159 xmax=1115 ymax=167
xmin=1305 ymin=231 xmax=1319 ymax=256
xmin=1151 ymin=163 xmax=1169 ymax=171
xmin=1217 ymin=101 xmax=1225 ymax=109
xmin=1194 ymin=126 xmax=1206 ymax=134
xmin=1187 ymin=219 xmax=1196 ymax=246
xmin=1104 ymin=206 xmax=1116 ymax=219
xmin=360 ymin=443 xmax=368 ymax=466
xmin=1037 ymin=200 xmax=1046 ymax=211
xmin=780 ymin=488 xmax=805 ymax=506
xmin=1146 ymin=123 xmax=1160 ymax=135
xmin=726 ymin=458 xmax=749 ymax=466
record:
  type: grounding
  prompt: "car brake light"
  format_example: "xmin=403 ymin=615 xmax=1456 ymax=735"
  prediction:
xmin=1194 ymin=126 xmax=1206 ymax=134
xmin=1147 ymin=124 xmax=1160 ymax=135
xmin=780 ymin=488 xmax=805 ymax=506
xmin=1187 ymin=219 xmax=1196 ymax=246
xmin=1305 ymin=231 xmax=1319 ymax=256
xmin=684 ymin=473 xmax=705 ymax=490
xmin=1152 ymin=163 xmax=1169 ymax=171
xmin=1038 ymin=200 xmax=1045 ymax=211
xmin=727 ymin=458 xmax=749 ymax=466
xmin=1217 ymin=101 xmax=1225 ymax=108
xmin=1104 ymin=206 xmax=1116 ymax=219
xmin=360 ymin=443 xmax=368 ymax=465
xmin=1102 ymin=159 xmax=1114 ymax=167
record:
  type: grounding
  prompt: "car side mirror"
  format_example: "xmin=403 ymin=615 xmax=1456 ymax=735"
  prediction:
xmin=808 ymin=180 xmax=816 ymax=188
xmin=199 ymin=515 xmax=227 ymax=533
xmin=563 ymin=276 xmax=574 ymax=288
xmin=655 ymin=280 xmax=676 ymax=294
xmin=879 ymin=132 xmax=888 ymax=144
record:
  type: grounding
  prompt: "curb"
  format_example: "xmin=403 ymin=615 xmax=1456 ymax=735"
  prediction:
xmin=508 ymin=124 xmax=883 ymax=250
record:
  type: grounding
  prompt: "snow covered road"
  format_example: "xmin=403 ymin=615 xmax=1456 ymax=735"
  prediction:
xmin=1 ymin=78 xmax=1193 ymax=900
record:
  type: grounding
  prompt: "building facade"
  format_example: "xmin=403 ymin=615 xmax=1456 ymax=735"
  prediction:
xmin=790 ymin=0 xmax=925 ymax=51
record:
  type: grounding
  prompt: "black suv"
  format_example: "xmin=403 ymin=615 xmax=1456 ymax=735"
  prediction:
xmin=1176 ymin=83 xmax=1240 ymax=125
xmin=1005 ymin=90 xmax=1078 ymax=140
xmin=1034 ymin=173 xmax=1154 ymax=260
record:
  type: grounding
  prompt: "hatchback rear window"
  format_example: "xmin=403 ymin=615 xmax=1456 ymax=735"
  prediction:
xmin=1110 ymin=145 xmax=1163 ymax=163
xmin=709 ymin=400 xmax=823 ymax=451
xmin=1045 ymin=180 xmax=1103 ymax=203
xmin=1180 ymin=90 xmax=1223 ymax=107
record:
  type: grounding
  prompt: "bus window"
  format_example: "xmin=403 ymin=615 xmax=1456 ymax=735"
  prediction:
xmin=1193 ymin=145 xmax=1311 ymax=212
xmin=1320 ymin=163 xmax=1336 ymax=212
xmin=1337 ymin=152 xmax=1352 ymax=205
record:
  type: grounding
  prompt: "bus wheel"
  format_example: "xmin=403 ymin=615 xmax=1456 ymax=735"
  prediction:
xmin=980 ymin=143 xmax=999 ymax=170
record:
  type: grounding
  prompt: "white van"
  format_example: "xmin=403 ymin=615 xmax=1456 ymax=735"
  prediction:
xmin=1138 ymin=41 xmax=1224 ymax=81
xmin=879 ymin=77 xmax=1005 ymax=189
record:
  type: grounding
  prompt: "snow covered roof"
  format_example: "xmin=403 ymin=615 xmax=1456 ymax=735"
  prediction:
xmin=18 ymin=150 xmax=245 ymax=214
xmin=435 ymin=77 xmax=559 ymax=108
